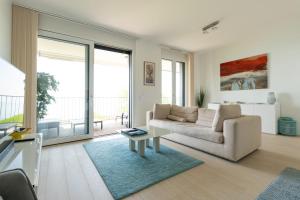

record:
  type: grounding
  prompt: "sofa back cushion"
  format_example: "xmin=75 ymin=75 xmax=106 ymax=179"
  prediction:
xmin=212 ymin=104 xmax=241 ymax=132
xmin=196 ymin=108 xmax=216 ymax=127
xmin=153 ymin=104 xmax=171 ymax=119
xmin=170 ymin=105 xmax=198 ymax=123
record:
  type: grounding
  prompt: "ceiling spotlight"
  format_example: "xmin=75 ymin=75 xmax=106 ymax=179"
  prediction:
xmin=202 ymin=20 xmax=220 ymax=34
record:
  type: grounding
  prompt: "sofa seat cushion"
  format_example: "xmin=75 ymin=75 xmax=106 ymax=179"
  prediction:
xmin=149 ymin=119 xmax=224 ymax=144
xmin=153 ymin=104 xmax=171 ymax=119
xmin=196 ymin=108 xmax=216 ymax=127
xmin=170 ymin=105 xmax=198 ymax=123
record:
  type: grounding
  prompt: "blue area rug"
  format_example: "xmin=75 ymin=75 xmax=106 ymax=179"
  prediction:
xmin=257 ymin=167 xmax=300 ymax=200
xmin=83 ymin=138 xmax=203 ymax=199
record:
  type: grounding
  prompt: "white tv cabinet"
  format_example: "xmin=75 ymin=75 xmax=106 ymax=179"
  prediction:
xmin=0 ymin=133 xmax=42 ymax=192
xmin=208 ymin=103 xmax=280 ymax=134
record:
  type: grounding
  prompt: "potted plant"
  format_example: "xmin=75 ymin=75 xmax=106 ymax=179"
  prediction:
xmin=36 ymin=72 xmax=59 ymax=120
xmin=196 ymin=89 xmax=205 ymax=108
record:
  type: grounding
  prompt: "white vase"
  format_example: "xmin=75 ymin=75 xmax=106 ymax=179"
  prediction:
xmin=267 ymin=92 xmax=276 ymax=104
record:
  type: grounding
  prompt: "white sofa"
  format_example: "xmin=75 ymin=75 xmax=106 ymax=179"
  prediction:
xmin=146 ymin=104 xmax=261 ymax=161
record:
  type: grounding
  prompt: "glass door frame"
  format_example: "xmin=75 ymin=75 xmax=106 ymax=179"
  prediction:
xmin=38 ymin=30 xmax=95 ymax=146
xmin=94 ymin=44 xmax=133 ymax=128
xmin=161 ymin=58 xmax=186 ymax=106
xmin=175 ymin=61 xmax=186 ymax=106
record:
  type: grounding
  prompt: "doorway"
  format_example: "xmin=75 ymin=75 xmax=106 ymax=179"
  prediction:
xmin=93 ymin=45 xmax=131 ymax=136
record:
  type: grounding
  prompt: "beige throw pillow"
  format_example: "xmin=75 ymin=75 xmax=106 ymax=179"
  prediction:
xmin=170 ymin=105 xmax=198 ymax=122
xmin=196 ymin=108 xmax=216 ymax=127
xmin=167 ymin=114 xmax=186 ymax=122
xmin=153 ymin=103 xmax=171 ymax=119
xmin=212 ymin=104 xmax=241 ymax=132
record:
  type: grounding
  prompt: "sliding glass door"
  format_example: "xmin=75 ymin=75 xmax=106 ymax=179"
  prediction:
xmin=161 ymin=59 xmax=185 ymax=105
xmin=37 ymin=33 xmax=92 ymax=145
xmin=93 ymin=45 xmax=131 ymax=136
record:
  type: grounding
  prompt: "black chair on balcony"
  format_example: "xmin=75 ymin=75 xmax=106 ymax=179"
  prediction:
xmin=115 ymin=113 xmax=128 ymax=126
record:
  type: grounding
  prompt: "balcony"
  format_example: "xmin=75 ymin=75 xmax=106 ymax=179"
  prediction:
xmin=0 ymin=95 xmax=128 ymax=138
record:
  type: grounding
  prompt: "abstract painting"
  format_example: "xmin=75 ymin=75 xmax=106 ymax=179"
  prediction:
xmin=220 ymin=54 xmax=268 ymax=91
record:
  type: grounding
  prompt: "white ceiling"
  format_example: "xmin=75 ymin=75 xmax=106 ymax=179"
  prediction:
xmin=13 ymin=0 xmax=300 ymax=52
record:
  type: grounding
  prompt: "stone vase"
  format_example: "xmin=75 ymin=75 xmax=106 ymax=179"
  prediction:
xmin=267 ymin=92 xmax=276 ymax=104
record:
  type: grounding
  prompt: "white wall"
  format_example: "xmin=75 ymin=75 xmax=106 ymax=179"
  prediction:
xmin=195 ymin=18 xmax=300 ymax=133
xmin=39 ymin=14 xmax=136 ymax=51
xmin=0 ymin=0 xmax=12 ymax=61
xmin=134 ymin=39 xmax=161 ymax=126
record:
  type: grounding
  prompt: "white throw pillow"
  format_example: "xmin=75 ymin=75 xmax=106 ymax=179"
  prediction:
xmin=196 ymin=108 xmax=216 ymax=127
xmin=153 ymin=104 xmax=171 ymax=119
xmin=170 ymin=105 xmax=198 ymax=123
xmin=167 ymin=114 xmax=186 ymax=122
xmin=212 ymin=104 xmax=241 ymax=132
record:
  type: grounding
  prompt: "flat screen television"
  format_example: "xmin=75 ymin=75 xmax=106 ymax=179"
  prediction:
xmin=0 ymin=58 xmax=25 ymax=138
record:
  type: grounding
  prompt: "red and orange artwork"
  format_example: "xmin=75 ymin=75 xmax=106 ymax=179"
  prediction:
xmin=220 ymin=54 xmax=268 ymax=91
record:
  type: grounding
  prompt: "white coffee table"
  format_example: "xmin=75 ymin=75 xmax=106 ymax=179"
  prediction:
xmin=117 ymin=126 xmax=171 ymax=157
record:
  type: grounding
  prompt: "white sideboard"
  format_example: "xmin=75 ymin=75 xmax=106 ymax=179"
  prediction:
xmin=0 ymin=133 xmax=43 ymax=191
xmin=208 ymin=103 xmax=281 ymax=134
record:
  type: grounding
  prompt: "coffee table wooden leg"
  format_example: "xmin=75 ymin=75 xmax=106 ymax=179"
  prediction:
xmin=153 ymin=137 xmax=160 ymax=152
xmin=129 ymin=139 xmax=135 ymax=151
xmin=146 ymin=139 xmax=150 ymax=148
xmin=138 ymin=140 xmax=145 ymax=156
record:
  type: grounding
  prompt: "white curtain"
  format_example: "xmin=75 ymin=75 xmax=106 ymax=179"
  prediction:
xmin=11 ymin=5 xmax=38 ymax=132
xmin=187 ymin=53 xmax=195 ymax=106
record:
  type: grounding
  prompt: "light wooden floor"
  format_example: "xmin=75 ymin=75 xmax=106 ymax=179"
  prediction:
xmin=37 ymin=134 xmax=300 ymax=200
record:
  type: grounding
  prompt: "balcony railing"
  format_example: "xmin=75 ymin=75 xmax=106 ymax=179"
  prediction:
xmin=41 ymin=96 xmax=128 ymax=122
xmin=0 ymin=95 xmax=128 ymax=124
xmin=0 ymin=95 xmax=24 ymax=123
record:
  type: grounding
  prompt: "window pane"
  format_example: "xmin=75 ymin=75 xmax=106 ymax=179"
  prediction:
xmin=37 ymin=37 xmax=88 ymax=140
xmin=161 ymin=59 xmax=172 ymax=104
xmin=176 ymin=62 xmax=184 ymax=106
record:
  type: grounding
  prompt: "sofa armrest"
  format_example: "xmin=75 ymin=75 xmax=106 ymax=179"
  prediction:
xmin=146 ymin=111 xmax=153 ymax=129
xmin=223 ymin=115 xmax=261 ymax=161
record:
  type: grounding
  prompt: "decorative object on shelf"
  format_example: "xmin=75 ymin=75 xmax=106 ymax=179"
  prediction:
xmin=144 ymin=61 xmax=155 ymax=86
xmin=220 ymin=54 xmax=268 ymax=91
xmin=278 ymin=117 xmax=297 ymax=136
xmin=267 ymin=92 xmax=277 ymax=104
xmin=196 ymin=89 xmax=205 ymax=108
xmin=10 ymin=128 xmax=32 ymax=140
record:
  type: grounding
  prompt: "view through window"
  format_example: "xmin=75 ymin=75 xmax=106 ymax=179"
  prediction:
xmin=161 ymin=59 xmax=185 ymax=105
xmin=37 ymin=37 xmax=88 ymax=140
xmin=93 ymin=47 xmax=130 ymax=136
